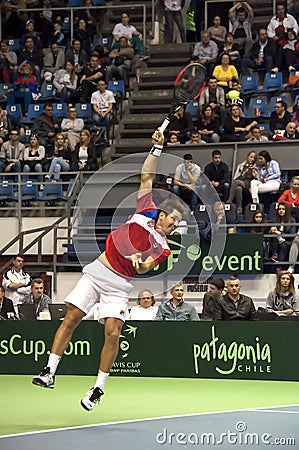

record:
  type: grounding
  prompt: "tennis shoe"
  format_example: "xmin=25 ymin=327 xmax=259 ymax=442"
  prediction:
xmin=32 ymin=366 xmax=55 ymax=388
xmin=80 ymin=386 xmax=104 ymax=411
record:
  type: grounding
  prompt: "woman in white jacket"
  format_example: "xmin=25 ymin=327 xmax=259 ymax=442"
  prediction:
xmin=53 ymin=61 xmax=77 ymax=103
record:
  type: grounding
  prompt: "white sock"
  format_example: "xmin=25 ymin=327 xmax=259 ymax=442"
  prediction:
xmin=47 ymin=353 xmax=61 ymax=375
xmin=94 ymin=370 xmax=109 ymax=391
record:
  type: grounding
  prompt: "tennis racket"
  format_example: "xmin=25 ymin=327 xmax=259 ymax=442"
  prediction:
xmin=156 ymin=63 xmax=207 ymax=137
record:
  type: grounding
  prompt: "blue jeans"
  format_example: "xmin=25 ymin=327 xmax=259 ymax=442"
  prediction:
xmin=172 ymin=184 xmax=198 ymax=209
xmin=48 ymin=157 xmax=70 ymax=180
xmin=165 ymin=10 xmax=186 ymax=43
xmin=23 ymin=163 xmax=43 ymax=183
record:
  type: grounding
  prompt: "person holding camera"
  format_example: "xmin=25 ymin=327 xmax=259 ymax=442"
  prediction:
xmin=227 ymin=150 xmax=257 ymax=215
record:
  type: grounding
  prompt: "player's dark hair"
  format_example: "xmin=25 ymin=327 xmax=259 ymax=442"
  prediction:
xmin=157 ymin=197 xmax=187 ymax=220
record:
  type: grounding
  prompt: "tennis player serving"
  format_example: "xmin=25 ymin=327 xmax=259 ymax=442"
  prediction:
xmin=32 ymin=129 xmax=185 ymax=411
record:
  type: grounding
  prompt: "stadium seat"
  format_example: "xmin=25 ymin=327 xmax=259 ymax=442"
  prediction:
xmin=97 ymin=35 xmax=113 ymax=51
xmin=20 ymin=128 xmax=33 ymax=144
xmin=241 ymin=74 xmax=258 ymax=95
xmin=67 ymin=0 xmax=83 ymax=6
xmin=39 ymin=83 xmax=56 ymax=102
xmin=38 ymin=179 xmax=63 ymax=203
xmin=186 ymin=101 xmax=199 ymax=123
xmin=22 ymin=103 xmax=44 ymax=125
xmin=243 ymin=203 xmax=264 ymax=223
xmin=12 ymin=180 xmax=39 ymax=202
xmin=8 ymin=38 xmax=20 ymax=53
xmin=288 ymin=70 xmax=299 ymax=92
xmin=0 ymin=84 xmax=12 ymax=99
xmin=61 ymin=16 xmax=71 ymax=32
xmin=268 ymin=202 xmax=279 ymax=222
xmin=194 ymin=204 xmax=211 ymax=223
xmin=75 ymin=103 xmax=92 ymax=120
xmin=92 ymin=0 xmax=105 ymax=5
xmin=0 ymin=180 xmax=14 ymax=205
xmin=245 ymin=97 xmax=268 ymax=118
xmin=259 ymin=72 xmax=283 ymax=93
xmin=62 ymin=178 xmax=77 ymax=201
xmin=107 ymin=80 xmax=125 ymax=99
xmin=53 ymin=103 xmax=68 ymax=118
xmin=224 ymin=203 xmax=236 ymax=225
xmin=6 ymin=104 xmax=23 ymax=120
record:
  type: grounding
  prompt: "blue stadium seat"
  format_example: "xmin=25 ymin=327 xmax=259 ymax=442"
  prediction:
xmin=67 ymin=0 xmax=83 ymax=5
xmin=53 ymin=103 xmax=68 ymax=118
xmin=62 ymin=178 xmax=77 ymax=201
xmin=38 ymin=179 xmax=63 ymax=203
xmin=12 ymin=180 xmax=39 ymax=202
xmin=0 ymin=180 xmax=14 ymax=205
xmin=92 ymin=0 xmax=105 ymax=5
xmin=186 ymin=101 xmax=199 ymax=123
xmin=75 ymin=103 xmax=92 ymax=120
xmin=8 ymin=38 xmax=20 ymax=53
xmin=241 ymin=74 xmax=258 ymax=95
xmin=245 ymin=97 xmax=268 ymax=118
xmin=22 ymin=103 xmax=44 ymax=125
xmin=259 ymin=72 xmax=283 ymax=93
xmin=39 ymin=83 xmax=56 ymax=102
xmin=107 ymin=80 xmax=125 ymax=99
xmin=6 ymin=104 xmax=23 ymax=120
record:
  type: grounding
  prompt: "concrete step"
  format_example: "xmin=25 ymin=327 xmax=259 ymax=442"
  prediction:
xmin=116 ymin=127 xmax=154 ymax=139
xmin=147 ymin=57 xmax=190 ymax=67
xmin=121 ymin=113 xmax=166 ymax=128
xmin=148 ymin=43 xmax=193 ymax=58
xmin=129 ymin=90 xmax=173 ymax=105
xmin=134 ymin=80 xmax=175 ymax=90
xmin=125 ymin=102 xmax=171 ymax=114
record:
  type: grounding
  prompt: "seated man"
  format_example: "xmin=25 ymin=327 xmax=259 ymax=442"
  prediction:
xmin=0 ymin=285 xmax=15 ymax=319
xmin=199 ymin=76 xmax=226 ymax=123
xmin=22 ymin=278 xmax=52 ymax=318
xmin=155 ymin=282 xmax=199 ymax=321
xmin=198 ymin=201 xmax=235 ymax=242
xmin=42 ymin=42 xmax=65 ymax=82
xmin=91 ymin=80 xmax=116 ymax=140
xmin=272 ymin=121 xmax=299 ymax=141
xmin=201 ymin=278 xmax=225 ymax=320
xmin=168 ymin=103 xmax=193 ymax=144
xmin=0 ymin=129 xmax=25 ymax=176
xmin=185 ymin=130 xmax=206 ymax=145
xmin=213 ymin=276 xmax=256 ymax=320
xmin=192 ymin=30 xmax=218 ymax=77
xmin=172 ymin=153 xmax=201 ymax=210
xmin=61 ymin=105 xmax=84 ymax=152
xmin=241 ymin=27 xmax=276 ymax=75
xmin=203 ymin=149 xmax=230 ymax=202
xmin=106 ymin=36 xmax=134 ymax=89
xmin=33 ymin=102 xmax=61 ymax=156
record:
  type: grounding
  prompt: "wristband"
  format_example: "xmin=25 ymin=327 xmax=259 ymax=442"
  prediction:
xmin=150 ymin=144 xmax=163 ymax=157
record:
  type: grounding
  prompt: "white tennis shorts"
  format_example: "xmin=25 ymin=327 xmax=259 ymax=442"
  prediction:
xmin=64 ymin=258 xmax=133 ymax=322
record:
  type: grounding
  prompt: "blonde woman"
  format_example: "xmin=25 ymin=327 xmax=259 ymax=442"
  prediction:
xmin=23 ymin=134 xmax=45 ymax=184
xmin=45 ymin=134 xmax=72 ymax=180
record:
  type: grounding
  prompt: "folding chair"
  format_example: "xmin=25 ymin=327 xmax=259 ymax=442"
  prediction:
xmin=39 ymin=83 xmax=56 ymax=102
xmin=38 ymin=179 xmax=63 ymax=205
xmin=259 ymin=72 xmax=283 ymax=93
xmin=12 ymin=179 xmax=39 ymax=203
xmin=22 ymin=103 xmax=44 ymax=125
xmin=6 ymin=104 xmax=23 ymax=120
xmin=245 ymin=97 xmax=268 ymax=118
xmin=53 ymin=103 xmax=68 ymax=118
xmin=241 ymin=74 xmax=259 ymax=95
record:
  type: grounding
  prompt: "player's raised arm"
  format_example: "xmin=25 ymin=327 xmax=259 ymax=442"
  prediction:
xmin=137 ymin=129 xmax=164 ymax=199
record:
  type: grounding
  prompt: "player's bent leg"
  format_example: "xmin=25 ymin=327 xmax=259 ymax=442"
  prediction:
xmin=80 ymin=317 xmax=123 ymax=411
xmin=32 ymin=304 xmax=85 ymax=389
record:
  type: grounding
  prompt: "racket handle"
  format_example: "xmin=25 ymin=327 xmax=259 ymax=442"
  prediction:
xmin=154 ymin=116 xmax=170 ymax=141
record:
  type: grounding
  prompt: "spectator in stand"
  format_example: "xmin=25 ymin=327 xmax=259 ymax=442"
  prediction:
xmin=127 ymin=290 xmax=158 ymax=320
xmin=172 ymin=153 xmax=201 ymax=210
xmin=203 ymin=149 xmax=230 ymax=202
xmin=185 ymin=129 xmax=206 ymax=144
xmin=218 ymin=32 xmax=241 ymax=71
xmin=0 ymin=286 xmax=16 ymax=319
xmin=71 ymin=129 xmax=99 ymax=172
xmin=155 ymin=282 xmax=199 ymax=321
xmin=227 ymin=150 xmax=257 ymax=215
xmin=33 ymin=103 xmax=61 ymax=157
xmin=213 ymin=276 xmax=256 ymax=320
xmin=198 ymin=201 xmax=235 ymax=242
xmin=269 ymin=101 xmax=292 ymax=136
xmin=278 ymin=175 xmax=299 ymax=221
xmin=42 ymin=42 xmax=65 ymax=82
xmin=250 ymin=150 xmax=281 ymax=204
xmin=167 ymin=133 xmax=181 ymax=145
xmin=91 ymin=80 xmax=115 ymax=140
xmin=61 ymin=105 xmax=84 ymax=152
xmin=221 ymin=104 xmax=257 ymax=142
xmin=292 ymin=97 xmax=299 ymax=132
xmin=0 ymin=129 xmax=25 ymax=177
xmin=161 ymin=0 xmax=186 ymax=44
xmin=272 ymin=121 xmax=299 ymax=141
xmin=0 ymin=105 xmax=25 ymax=145
xmin=74 ymin=19 xmax=93 ymax=57
xmin=112 ymin=12 xmax=147 ymax=60
xmin=271 ymin=28 xmax=299 ymax=73
xmin=228 ymin=1 xmax=254 ymax=58
xmin=208 ymin=15 xmax=227 ymax=49
xmin=250 ymin=211 xmax=269 ymax=260
xmin=22 ymin=278 xmax=52 ymax=318
xmin=267 ymin=1 xmax=298 ymax=69
xmin=168 ymin=103 xmax=193 ymax=144
xmin=212 ymin=53 xmax=239 ymax=95
xmin=20 ymin=19 xmax=43 ymax=50
xmin=77 ymin=54 xmax=106 ymax=104
xmin=246 ymin=126 xmax=269 ymax=142
xmin=268 ymin=202 xmax=296 ymax=263
xmin=106 ymin=36 xmax=134 ymax=89
xmin=0 ymin=40 xmax=17 ymax=84
xmin=23 ymin=134 xmax=45 ymax=185
xmin=201 ymin=278 xmax=225 ymax=321
xmin=192 ymin=30 xmax=219 ymax=77
xmin=45 ymin=134 xmax=72 ymax=180
xmin=18 ymin=37 xmax=43 ymax=83
xmin=288 ymin=232 xmax=299 ymax=273
xmin=2 ymin=254 xmax=31 ymax=308
xmin=1 ymin=0 xmax=27 ymax=40
xmin=65 ymin=39 xmax=88 ymax=73
xmin=241 ymin=28 xmax=277 ymax=75
xmin=48 ymin=21 xmax=67 ymax=49
xmin=266 ymin=270 xmax=298 ymax=315
xmin=75 ymin=0 xmax=98 ymax=31
xmin=8 ymin=63 xmax=39 ymax=113
xmin=199 ymin=76 xmax=226 ymax=123
xmin=197 ymin=103 xmax=220 ymax=143
xmin=53 ymin=61 xmax=78 ymax=103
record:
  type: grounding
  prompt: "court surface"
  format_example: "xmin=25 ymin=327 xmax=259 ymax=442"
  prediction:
xmin=1 ymin=376 xmax=299 ymax=449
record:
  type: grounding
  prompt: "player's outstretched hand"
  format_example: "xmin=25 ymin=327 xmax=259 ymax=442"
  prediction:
xmin=125 ymin=252 xmax=143 ymax=269
xmin=152 ymin=128 xmax=164 ymax=146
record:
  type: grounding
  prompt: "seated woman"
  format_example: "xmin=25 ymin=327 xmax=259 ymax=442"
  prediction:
xmin=167 ymin=133 xmax=181 ymax=146
xmin=249 ymin=211 xmax=269 ymax=260
xmin=45 ymin=134 xmax=72 ymax=180
xmin=228 ymin=150 xmax=257 ymax=215
xmin=72 ymin=129 xmax=98 ymax=172
xmin=268 ymin=202 xmax=296 ymax=262
xmin=221 ymin=104 xmax=257 ymax=142
xmin=23 ymin=134 xmax=45 ymax=186
xmin=212 ymin=53 xmax=239 ymax=95
xmin=218 ymin=32 xmax=241 ymax=70
xmin=266 ymin=270 xmax=298 ymax=316
xmin=7 ymin=63 xmax=39 ymax=113
xmin=197 ymin=103 xmax=220 ymax=143
xmin=278 ymin=175 xmax=299 ymax=223
xmin=250 ymin=150 xmax=281 ymax=204
xmin=53 ymin=61 xmax=78 ymax=103
xmin=127 ymin=290 xmax=158 ymax=320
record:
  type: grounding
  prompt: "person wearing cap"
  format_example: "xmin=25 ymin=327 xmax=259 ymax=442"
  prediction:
xmin=201 ymin=278 xmax=225 ymax=320
xmin=168 ymin=103 xmax=193 ymax=144
xmin=20 ymin=19 xmax=43 ymax=51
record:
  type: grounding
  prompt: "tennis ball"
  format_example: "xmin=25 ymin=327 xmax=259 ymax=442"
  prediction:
xmin=227 ymin=90 xmax=240 ymax=100
xmin=186 ymin=244 xmax=201 ymax=261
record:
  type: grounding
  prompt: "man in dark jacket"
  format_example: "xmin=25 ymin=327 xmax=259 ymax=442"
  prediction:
xmin=201 ymin=278 xmax=225 ymax=320
xmin=203 ymin=149 xmax=230 ymax=202
xmin=168 ymin=104 xmax=193 ymax=144
xmin=241 ymin=28 xmax=276 ymax=75
xmin=213 ymin=276 xmax=256 ymax=320
xmin=33 ymin=103 xmax=60 ymax=156
xmin=0 ymin=286 xmax=15 ymax=319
